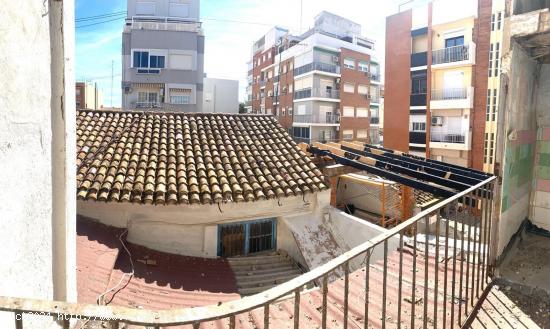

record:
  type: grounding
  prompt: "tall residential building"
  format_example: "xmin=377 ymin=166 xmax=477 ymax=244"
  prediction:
xmin=246 ymin=12 xmax=382 ymax=144
xmin=75 ymin=82 xmax=103 ymax=110
xmin=384 ymin=0 xmax=501 ymax=170
xmin=121 ymin=0 xmax=204 ymax=111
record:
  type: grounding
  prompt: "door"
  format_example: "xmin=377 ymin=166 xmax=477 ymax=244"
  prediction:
xmin=218 ymin=219 xmax=276 ymax=257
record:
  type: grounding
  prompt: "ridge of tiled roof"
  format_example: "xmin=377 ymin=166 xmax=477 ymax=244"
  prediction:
xmin=76 ymin=109 xmax=327 ymax=205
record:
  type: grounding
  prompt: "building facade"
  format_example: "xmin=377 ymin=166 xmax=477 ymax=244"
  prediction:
xmin=75 ymin=82 xmax=103 ymax=110
xmin=203 ymin=77 xmax=239 ymax=113
xmin=121 ymin=0 xmax=204 ymax=111
xmin=246 ymin=12 xmax=382 ymax=144
xmin=384 ymin=0 xmax=502 ymax=170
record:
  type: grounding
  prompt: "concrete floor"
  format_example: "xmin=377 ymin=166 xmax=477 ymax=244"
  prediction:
xmin=469 ymin=230 xmax=550 ymax=329
xmin=499 ymin=231 xmax=550 ymax=293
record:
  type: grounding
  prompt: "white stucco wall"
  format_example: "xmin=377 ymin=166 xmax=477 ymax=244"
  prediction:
xmin=78 ymin=191 xmax=329 ymax=258
xmin=202 ymin=77 xmax=239 ymax=113
xmin=0 ymin=0 xmax=76 ymax=327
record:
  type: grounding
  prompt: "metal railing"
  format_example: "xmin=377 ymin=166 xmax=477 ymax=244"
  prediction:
xmin=293 ymin=113 xmax=340 ymax=124
xmin=370 ymin=73 xmax=381 ymax=82
xmin=431 ymin=131 xmax=467 ymax=144
xmin=294 ymin=62 xmax=340 ymax=76
xmin=124 ymin=16 xmax=202 ymax=33
xmin=370 ymin=94 xmax=380 ymax=103
xmin=432 ymin=44 xmax=470 ymax=65
xmin=294 ymin=88 xmax=340 ymax=100
xmin=370 ymin=117 xmax=380 ymax=124
xmin=134 ymin=101 xmax=161 ymax=108
xmin=0 ymin=176 xmax=496 ymax=328
xmin=431 ymin=87 xmax=469 ymax=100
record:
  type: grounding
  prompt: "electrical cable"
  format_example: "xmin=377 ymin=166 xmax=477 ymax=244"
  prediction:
xmin=76 ymin=11 xmax=126 ymax=22
xmin=76 ymin=16 xmax=125 ymax=29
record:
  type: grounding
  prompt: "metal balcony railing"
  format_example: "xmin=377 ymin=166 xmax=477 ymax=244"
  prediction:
xmin=124 ymin=16 xmax=203 ymax=33
xmin=432 ymin=44 xmax=470 ymax=65
xmin=410 ymin=93 xmax=427 ymax=106
xmin=431 ymin=131 xmax=467 ymax=144
xmin=0 ymin=176 xmax=496 ymax=329
xmin=134 ymin=101 xmax=161 ymax=108
xmin=294 ymin=88 xmax=340 ymax=100
xmin=370 ymin=73 xmax=381 ymax=82
xmin=294 ymin=62 xmax=340 ymax=76
xmin=411 ymin=52 xmax=428 ymax=67
xmin=370 ymin=94 xmax=380 ymax=103
xmin=293 ymin=113 xmax=340 ymax=124
xmin=370 ymin=117 xmax=380 ymax=124
xmin=431 ymin=88 xmax=469 ymax=101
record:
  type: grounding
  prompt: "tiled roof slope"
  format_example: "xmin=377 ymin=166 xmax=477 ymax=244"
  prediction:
xmin=76 ymin=109 xmax=327 ymax=205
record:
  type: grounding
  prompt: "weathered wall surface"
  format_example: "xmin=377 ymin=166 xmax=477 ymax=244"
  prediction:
xmin=496 ymin=45 xmax=538 ymax=256
xmin=531 ymin=64 xmax=550 ymax=231
xmin=78 ymin=191 xmax=330 ymax=258
xmin=0 ymin=0 xmax=76 ymax=327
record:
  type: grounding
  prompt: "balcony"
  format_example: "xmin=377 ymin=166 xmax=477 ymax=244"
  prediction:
xmin=432 ymin=43 xmax=476 ymax=68
xmin=293 ymin=112 xmax=340 ymax=124
xmin=259 ymin=79 xmax=267 ymax=87
xmin=369 ymin=94 xmax=380 ymax=104
xmin=370 ymin=117 xmax=380 ymax=124
xmin=410 ymin=93 xmax=427 ymax=107
xmin=294 ymin=88 xmax=340 ymax=100
xmin=411 ymin=52 xmax=427 ymax=67
xmin=370 ymin=73 xmax=381 ymax=83
xmin=430 ymin=87 xmax=474 ymax=109
xmin=430 ymin=129 xmax=472 ymax=150
xmin=124 ymin=16 xmax=203 ymax=34
xmin=294 ymin=62 xmax=340 ymax=76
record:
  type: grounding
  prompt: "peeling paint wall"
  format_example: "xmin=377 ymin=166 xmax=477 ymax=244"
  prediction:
xmin=0 ymin=0 xmax=76 ymax=327
xmin=496 ymin=44 xmax=538 ymax=256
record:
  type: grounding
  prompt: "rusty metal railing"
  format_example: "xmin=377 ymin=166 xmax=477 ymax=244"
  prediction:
xmin=0 ymin=176 xmax=496 ymax=328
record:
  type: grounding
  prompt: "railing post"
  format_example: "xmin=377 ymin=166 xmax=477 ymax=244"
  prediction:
xmin=364 ymin=251 xmax=371 ymax=329
xmin=434 ymin=212 xmax=441 ymax=329
xmin=344 ymin=261 xmax=350 ymax=329
xmin=397 ymin=233 xmax=404 ymax=329
xmin=322 ymin=274 xmax=328 ymax=329
xmin=423 ymin=216 xmax=429 ymax=329
xmin=411 ymin=221 xmax=417 ymax=329
xmin=264 ymin=304 xmax=270 ymax=329
xmin=382 ymin=241 xmax=388 ymax=329
xmin=443 ymin=205 xmax=450 ymax=329
xmin=294 ymin=287 xmax=300 ymax=329
xmin=229 ymin=315 xmax=236 ymax=329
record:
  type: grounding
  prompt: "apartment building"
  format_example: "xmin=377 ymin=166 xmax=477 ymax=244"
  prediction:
xmin=384 ymin=0 xmax=499 ymax=169
xmin=121 ymin=0 xmax=204 ymax=111
xmin=75 ymin=82 xmax=103 ymax=110
xmin=247 ymin=12 xmax=382 ymax=144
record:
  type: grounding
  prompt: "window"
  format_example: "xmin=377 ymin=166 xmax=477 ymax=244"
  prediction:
xmin=283 ymin=64 xmax=287 ymax=74
xmin=485 ymin=89 xmax=491 ymax=121
xmin=492 ymin=88 xmax=497 ymax=121
xmin=343 ymin=83 xmax=355 ymax=93
xmin=268 ymin=52 xmax=271 ymax=59
xmin=411 ymin=70 xmax=427 ymax=94
xmin=412 ymin=122 xmax=426 ymax=131
xmin=342 ymin=129 xmax=354 ymax=140
xmin=445 ymin=36 xmax=464 ymax=48
xmin=292 ymin=126 xmax=310 ymax=138
xmin=281 ymin=108 xmax=286 ymax=116
xmin=356 ymin=108 xmax=368 ymax=117
xmin=169 ymin=1 xmax=189 ymax=17
xmin=288 ymin=83 xmax=293 ymax=93
xmin=494 ymin=42 xmax=500 ymax=76
xmin=357 ymin=129 xmax=368 ymax=139
xmin=342 ymin=106 xmax=355 ymax=117
xmin=358 ymin=61 xmax=369 ymax=72
xmin=343 ymin=57 xmax=355 ymax=69
xmin=133 ymin=51 xmax=164 ymax=73
xmin=288 ymin=107 xmax=293 ymax=116
xmin=488 ymin=44 xmax=494 ymax=77
xmin=138 ymin=92 xmax=158 ymax=104
xmin=76 ymin=89 xmax=81 ymax=96
xmin=170 ymin=95 xmax=190 ymax=104
xmin=358 ymin=84 xmax=369 ymax=95
xmin=491 ymin=13 xmax=495 ymax=31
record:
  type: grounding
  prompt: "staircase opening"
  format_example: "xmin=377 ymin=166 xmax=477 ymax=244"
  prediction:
xmin=218 ymin=218 xmax=276 ymax=257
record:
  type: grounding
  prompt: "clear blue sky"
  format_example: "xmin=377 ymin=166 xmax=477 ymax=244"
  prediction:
xmin=76 ymin=0 xmax=400 ymax=108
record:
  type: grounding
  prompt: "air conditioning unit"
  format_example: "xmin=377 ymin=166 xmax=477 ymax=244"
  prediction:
xmin=431 ymin=116 xmax=444 ymax=126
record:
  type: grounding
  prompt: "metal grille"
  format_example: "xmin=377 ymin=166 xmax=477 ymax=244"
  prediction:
xmin=220 ymin=224 xmax=245 ymax=257
xmin=248 ymin=221 xmax=274 ymax=254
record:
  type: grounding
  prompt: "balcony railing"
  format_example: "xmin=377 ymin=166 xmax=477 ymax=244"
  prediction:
xmin=411 ymin=51 xmax=428 ymax=67
xmin=432 ymin=44 xmax=471 ymax=65
xmin=410 ymin=93 xmax=427 ymax=106
xmin=124 ymin=16 xmax=202 ymax=33
xmin=431 ymin=131 xmax=467 ymax=144
xmin=431 ymin=88 xmax=468 ymax=100
xmin=369 ymin=94 xmax=380 ymax=103
xmin=294 ymin=88 xmax=340 ymax=100
xmin=409 ymin=131 xmax=426 ymax=144
xmin=370 ymin=73 xmax=381 ymax=82
xmin=294 ymin=62 xmax=340 ymax=76
xmin=293 ymin=113 xmax=340 ymax=124
xmin=134 ymin=101 xmax=161 ymax=108
xmin=0 ymin=176 xmax=496 ymax=329
xmin=370 ymin=117 xmax=380 ymax=124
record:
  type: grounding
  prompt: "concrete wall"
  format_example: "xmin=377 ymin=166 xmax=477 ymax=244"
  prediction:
xmin=496 ymin=45 xmax=538 ymax=256
xmin=0 ymin=0 xmax=76 ymax=327
xmin=78 ymin=191 xmax=329 ymax=258
xmin=203 ymin=78 xmax=239 ymax=113
xmin=531 ymin=65 xmax=550 ymax=231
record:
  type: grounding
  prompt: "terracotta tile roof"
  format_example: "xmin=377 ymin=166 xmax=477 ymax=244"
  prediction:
xmin=76 ymin=109 xmax=327 ymax=205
